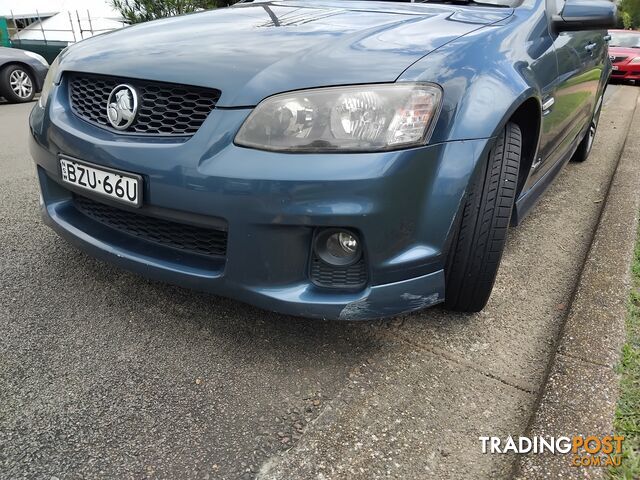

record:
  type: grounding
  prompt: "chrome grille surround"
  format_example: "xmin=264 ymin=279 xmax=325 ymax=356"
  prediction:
xmin=68 ymin=72 xmax=221 ymax=136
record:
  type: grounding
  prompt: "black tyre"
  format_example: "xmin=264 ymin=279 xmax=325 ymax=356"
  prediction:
xmin=0 ymin=64 xmax=36 ymax=103
xmin=444 ymin=122 xmax=522 ymax=312
xmin=571 ymin=93 xmax=603 ymax=163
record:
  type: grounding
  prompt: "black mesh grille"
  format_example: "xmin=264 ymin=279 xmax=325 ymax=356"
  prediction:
xmin=73 ymin=195 xmax=227 ymax=257
xmin=68 ymin=73 xmax=220 ymax=136
xmin=310 ymin=254 xmax=367 ymax=290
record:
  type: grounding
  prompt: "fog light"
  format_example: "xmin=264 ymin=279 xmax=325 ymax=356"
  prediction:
xmin=315 ymin=229 xmax=362 ymax=266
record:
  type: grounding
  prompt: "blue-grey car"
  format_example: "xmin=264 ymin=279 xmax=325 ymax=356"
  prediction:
xmin=29 ymin=0 xmax=616 ymax=320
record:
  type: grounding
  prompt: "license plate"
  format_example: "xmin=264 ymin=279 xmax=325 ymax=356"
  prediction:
xmin=59 ymin=157 xmax=142 ymax=207
xmin=612 ymin=65 xmax=619 ymax=71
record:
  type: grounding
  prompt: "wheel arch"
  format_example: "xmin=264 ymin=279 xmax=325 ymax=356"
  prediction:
xmin=504 ymin=97 xmax=542 ymax=200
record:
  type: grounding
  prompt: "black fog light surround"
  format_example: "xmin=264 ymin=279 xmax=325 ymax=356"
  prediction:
xmin=314 ymin=228 xmax=362 ymax=266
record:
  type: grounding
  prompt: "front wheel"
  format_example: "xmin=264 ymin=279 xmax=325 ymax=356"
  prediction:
xmin=0 ymin=65 xmax=36 ymax=103
xmin=444 ymin=122 xmax=522 ymax=312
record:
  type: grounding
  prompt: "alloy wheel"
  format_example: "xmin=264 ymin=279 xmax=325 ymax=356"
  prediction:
xmin=9 ymin=69 xmax=33 ymax=99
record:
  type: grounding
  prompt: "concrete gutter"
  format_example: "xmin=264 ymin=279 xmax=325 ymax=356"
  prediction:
xmin=515 ymin=92 xmax=640 ymax=478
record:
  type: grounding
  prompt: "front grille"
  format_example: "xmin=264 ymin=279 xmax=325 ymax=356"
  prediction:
xmin=73 ymin=195 xmax=227 ymax=257
xmin=310 ymin=254 xmax=367 ymax=290
xmin=68 ymin=73 xmax=220 ymax=136
xmin=612 ymin=56 xmax=628 ymax=64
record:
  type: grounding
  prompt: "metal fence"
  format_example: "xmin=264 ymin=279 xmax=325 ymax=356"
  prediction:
xmin=4 ymin=9 xmax=125 ymax=62
xmin=7 ymin=9 xmax=120 ymax=43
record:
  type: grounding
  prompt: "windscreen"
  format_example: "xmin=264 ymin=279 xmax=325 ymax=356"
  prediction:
xmin=610 ymin=31 xmax=640 ymax=49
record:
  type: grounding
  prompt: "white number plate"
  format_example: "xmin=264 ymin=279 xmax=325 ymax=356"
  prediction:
xmin=59 ymin=157 xmax=142 ymax=207
xmin=612 ymin=65 xmax=619 ymax=71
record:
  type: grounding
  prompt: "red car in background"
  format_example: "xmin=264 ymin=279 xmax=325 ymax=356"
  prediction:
xmin=609 ymin=30 xmax=640 ymax=83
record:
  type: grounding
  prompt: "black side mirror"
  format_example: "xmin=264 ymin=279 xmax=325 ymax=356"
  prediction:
xmin=553 ymin=0 xmax=617 ymax=32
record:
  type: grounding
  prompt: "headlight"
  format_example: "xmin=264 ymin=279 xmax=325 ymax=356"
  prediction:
xmin=630 ymin=57 xmax=640 ymax=65
xmin=24 ymin=51 xmax=49 ymax=67
xmin=38 ymin=54 xmax=61 ymax=108
xmin=235 ymin=83 xmax=442 ymax=152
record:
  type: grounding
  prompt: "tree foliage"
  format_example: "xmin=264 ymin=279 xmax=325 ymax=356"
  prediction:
xmin=111 ymin=0 xmax=236 ymax=24
xmin=618 ymin=0 xmax=640 ymax=30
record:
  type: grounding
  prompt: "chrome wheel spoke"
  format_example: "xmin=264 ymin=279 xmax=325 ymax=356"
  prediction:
xmin=8 ymin=70 xmax=33 ymax=98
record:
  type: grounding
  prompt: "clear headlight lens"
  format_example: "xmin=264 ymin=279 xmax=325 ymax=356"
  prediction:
xmin=235 ymin=83 xmax=442 ymax=152
xmin=630 ymin=57 xmax=640 ymax=65
xmin=38 ymin=54 xmax=61 ymax=108
xmin=24 ymin=50 xmax=49 ymax=67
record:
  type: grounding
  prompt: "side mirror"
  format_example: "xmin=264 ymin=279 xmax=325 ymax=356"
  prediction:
xmin=553 ymin=0 xmax=617 ymax=32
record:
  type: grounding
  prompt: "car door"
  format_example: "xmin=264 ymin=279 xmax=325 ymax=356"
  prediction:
xmin=532 ymin=0 xmax=604 ymax=183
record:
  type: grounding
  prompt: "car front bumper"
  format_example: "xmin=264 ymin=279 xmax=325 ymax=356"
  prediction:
xmin=611 ymin=63 xmax=640 ymax=81
xmin=29 ymin=83 xmax=492 ymax=320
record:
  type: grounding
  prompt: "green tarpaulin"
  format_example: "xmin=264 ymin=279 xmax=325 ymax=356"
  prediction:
xmin=0 ymin=18 xmax=10 ymax=47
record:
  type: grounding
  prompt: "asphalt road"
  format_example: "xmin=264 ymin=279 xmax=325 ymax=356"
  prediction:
xmin=1 ymin=85 xmax=638 ymax=480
